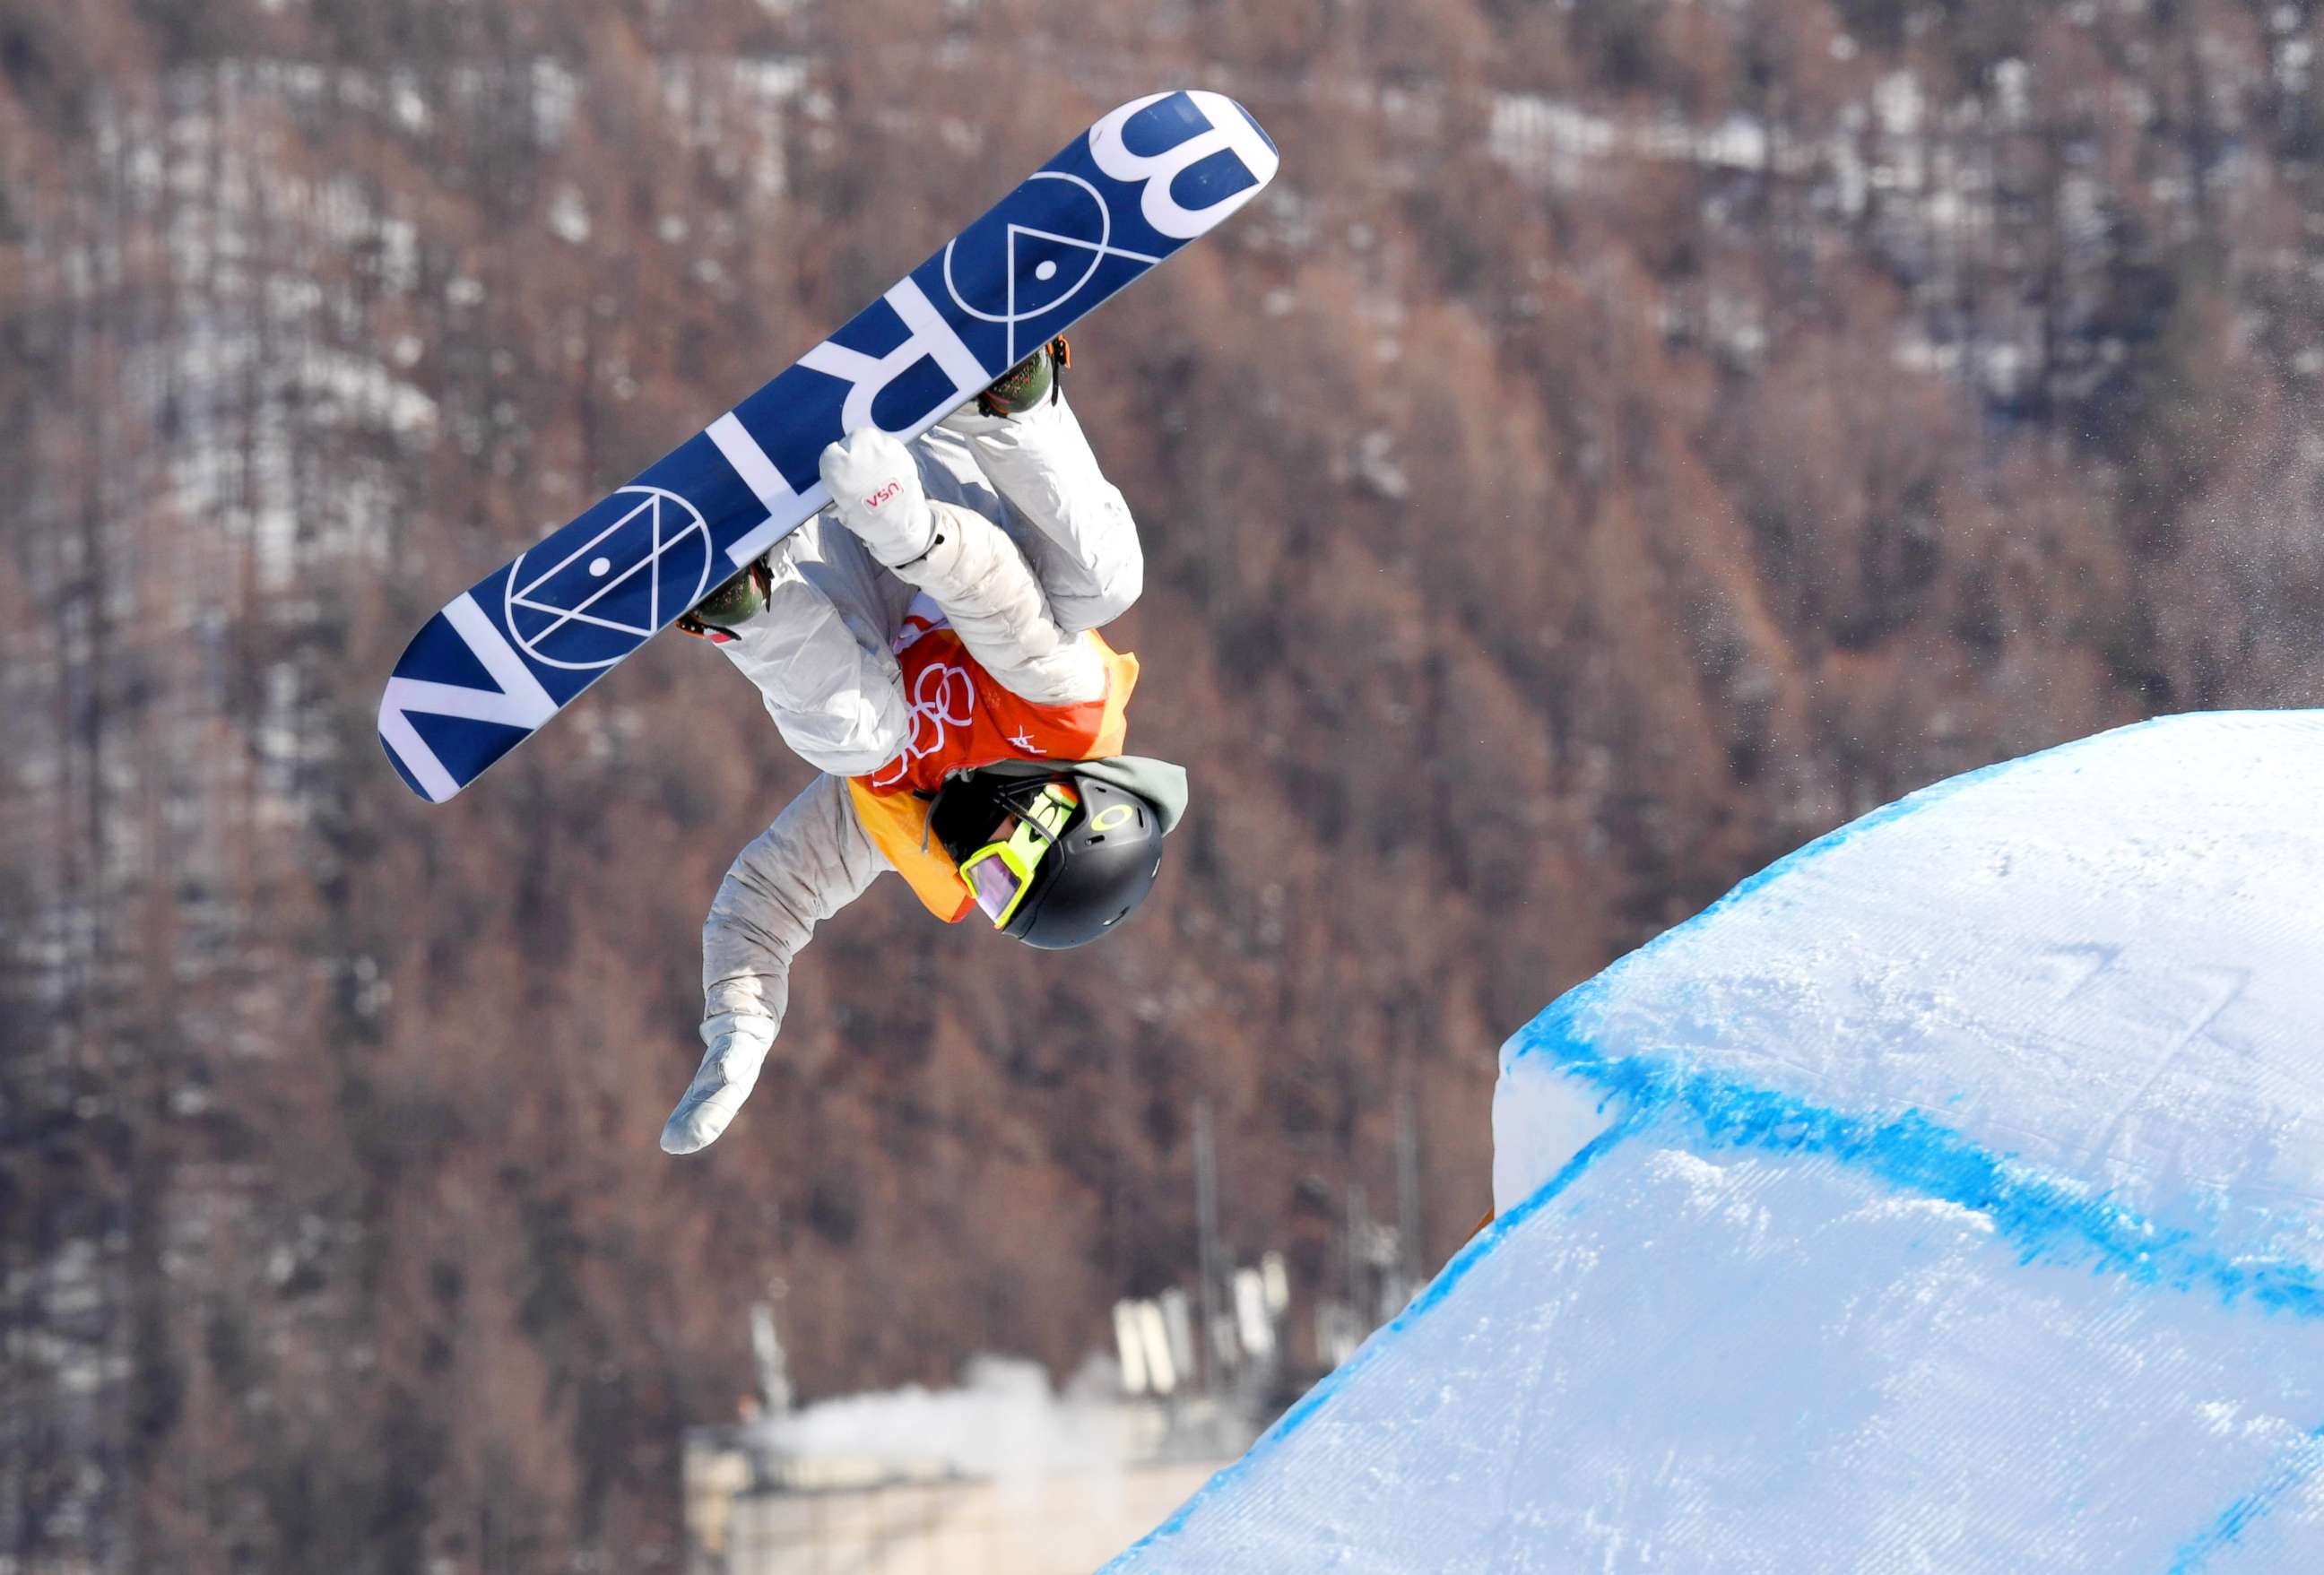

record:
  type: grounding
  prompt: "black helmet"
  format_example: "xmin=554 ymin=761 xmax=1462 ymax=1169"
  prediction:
xmin=930 ymin=766 xmax=1167 ymax=949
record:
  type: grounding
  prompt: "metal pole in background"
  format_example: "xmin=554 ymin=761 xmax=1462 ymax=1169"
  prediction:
xmin=1396 ymin=1090 xmax=1424 ymax=1290
xmin=1193 ymin=1097 xmax=1223 ymax=1396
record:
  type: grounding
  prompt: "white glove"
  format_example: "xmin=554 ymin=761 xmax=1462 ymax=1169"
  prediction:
xmin=660 ymin=1014 xmax=779 ymax=1155
xmin=819 ymin=428 xmax=938 ymax=568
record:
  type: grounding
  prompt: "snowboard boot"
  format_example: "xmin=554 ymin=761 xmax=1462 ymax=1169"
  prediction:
xmin=941 ymin=336 xmax=1071 ymax=437
xmin=676 ymin=557 xmax=774 ymax=642
xmin=977 ymin=335 xmax=1071 ymax=417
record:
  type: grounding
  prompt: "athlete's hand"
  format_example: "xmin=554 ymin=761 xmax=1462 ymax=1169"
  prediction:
xmin=660 ymin=1016 xmax=779 ymax=1155
xmin=820 ymin=428 xmax=936 ymax=568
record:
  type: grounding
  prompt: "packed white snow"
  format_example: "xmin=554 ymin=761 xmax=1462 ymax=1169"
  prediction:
xmin=1104 ymin=711 xmax=2324 ymax=1572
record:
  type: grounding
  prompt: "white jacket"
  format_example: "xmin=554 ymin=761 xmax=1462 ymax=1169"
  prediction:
xmin=663 ymin=396 xmax=1144 ymax=1154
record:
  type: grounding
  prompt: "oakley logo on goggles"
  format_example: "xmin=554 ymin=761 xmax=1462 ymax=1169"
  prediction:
xmin=958 ymin=783 xmax=1079 ymax=927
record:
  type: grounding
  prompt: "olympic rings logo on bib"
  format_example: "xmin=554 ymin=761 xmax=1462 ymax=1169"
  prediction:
xmin=871 ymin=661 xmax=977 ymax=791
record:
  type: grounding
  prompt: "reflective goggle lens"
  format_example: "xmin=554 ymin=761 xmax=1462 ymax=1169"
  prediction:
xmin=967 ymin=855 xmax=1025 ymax=922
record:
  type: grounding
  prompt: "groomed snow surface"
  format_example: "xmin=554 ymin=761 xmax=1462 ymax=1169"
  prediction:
xmin=1106 ymin=712 xmax=2324 ymax=1572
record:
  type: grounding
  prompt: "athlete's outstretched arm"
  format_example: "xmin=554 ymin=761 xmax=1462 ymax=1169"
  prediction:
xmin=662 ymin=773 xmax=888 ymax=1155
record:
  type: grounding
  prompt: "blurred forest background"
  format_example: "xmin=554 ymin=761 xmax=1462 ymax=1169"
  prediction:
xmin=8 ymin=0 xmax=2324 ymax=1569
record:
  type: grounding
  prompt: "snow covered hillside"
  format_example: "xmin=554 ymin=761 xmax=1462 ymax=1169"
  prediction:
xmin=1106 ymin=712 xmax=2324 ymax=1572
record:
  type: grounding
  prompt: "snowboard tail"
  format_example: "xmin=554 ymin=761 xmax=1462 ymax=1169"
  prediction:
xmin=380 ymin=90 xmax=1278 ymax=802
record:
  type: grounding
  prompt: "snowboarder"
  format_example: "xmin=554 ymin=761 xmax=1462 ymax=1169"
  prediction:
xmin=660 ymin=342 xmax=1186 ymax=1155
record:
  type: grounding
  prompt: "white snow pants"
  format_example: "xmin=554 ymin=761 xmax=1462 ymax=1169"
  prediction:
xmin=712 ymin=393 xmax=1142 ymax=778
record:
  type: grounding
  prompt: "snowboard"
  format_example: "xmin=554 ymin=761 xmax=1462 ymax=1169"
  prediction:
xmin=379 ymin=90 xmax=1278 ymax=802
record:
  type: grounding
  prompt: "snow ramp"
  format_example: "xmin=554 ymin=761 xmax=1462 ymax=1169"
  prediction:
xmin=1106 ymin=712 xmax=2324 ymax=1572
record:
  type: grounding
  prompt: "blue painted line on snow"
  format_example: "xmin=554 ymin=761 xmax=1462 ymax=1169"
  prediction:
xmin=2166 ymin=1426 xmax=2324 ymax=1572
xmin=1107 ymin=1051 xmax=2324 ymax=1568
xmin=1507 ymin=1023 xmax=2324 ymax=1319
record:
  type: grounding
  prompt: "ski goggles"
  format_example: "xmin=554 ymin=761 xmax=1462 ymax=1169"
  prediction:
xmin=958 ymin=782 xmax=1079 ymax=928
